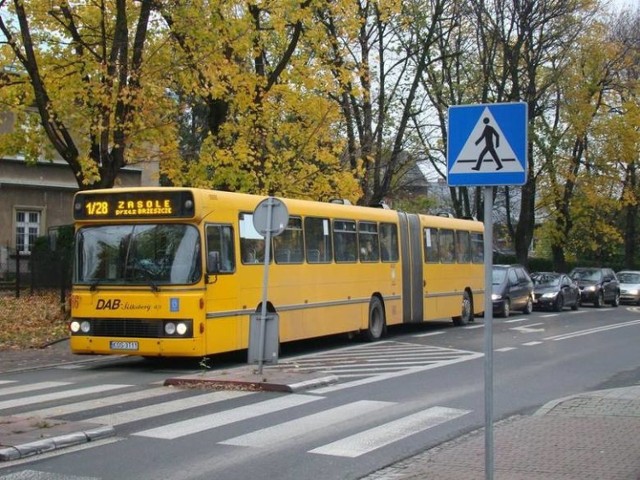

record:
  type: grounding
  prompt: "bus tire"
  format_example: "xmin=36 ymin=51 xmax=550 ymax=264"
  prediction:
xmin=363 ymin=296 xmax=386 ymax=342
xmin=453 ymin=290 xmax=473 ymax=326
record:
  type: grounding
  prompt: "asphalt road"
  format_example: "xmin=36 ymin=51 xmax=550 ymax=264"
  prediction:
xmin=1 ymin=304 xmax=639 ymax=480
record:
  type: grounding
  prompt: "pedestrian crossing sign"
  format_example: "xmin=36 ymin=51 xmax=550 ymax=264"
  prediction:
xmin=447 ymin=102 xmax=528 ymax=186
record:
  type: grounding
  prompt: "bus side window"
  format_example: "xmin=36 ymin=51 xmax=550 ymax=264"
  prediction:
xmin=273 ymin=216 xmax=303 ymax=264
xmin=239 ymin=212 xmax=268 ymax=265
xmin=206 ymin=224 xmax=235 ymax=273
xmin=333 ymin=219 xmax=357 ymax=262
xmin=380 ymin=223 xmax=398 ymax=262
xmin=424 ymin=227 xmax=438 ymax=263
xmin=304 ymin=217 xmax=332 ymax=263
xmin=439 ymin=229 xmax=455 ymax=263
xmin=456 ymin=231 xmax=471 ymax=263
xmin=358 ymin=221 xmax=379 ymax=262
xmin=471 ymin=232 xmax=484 ymax=263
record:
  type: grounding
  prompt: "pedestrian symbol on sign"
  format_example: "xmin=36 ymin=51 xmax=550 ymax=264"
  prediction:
xmin=448 ymin=106 xmax=524 ymax=176
xmin=472 ymin=117 xmax=503 ymax=171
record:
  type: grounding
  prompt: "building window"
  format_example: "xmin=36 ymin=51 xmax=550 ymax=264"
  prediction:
xmin=16 ymin=210 xmax=40 ymax=254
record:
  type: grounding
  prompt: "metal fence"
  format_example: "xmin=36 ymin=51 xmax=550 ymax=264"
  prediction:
xmin=0 ymin=227 xmax=73 ymax=300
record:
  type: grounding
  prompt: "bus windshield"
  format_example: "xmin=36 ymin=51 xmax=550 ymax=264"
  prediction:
xmin=75 ymin=224 xmax=201 ymax=287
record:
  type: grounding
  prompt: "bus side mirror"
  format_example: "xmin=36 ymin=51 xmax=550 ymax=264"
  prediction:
xmin=207 ymin=251 xmax=221 ymax=274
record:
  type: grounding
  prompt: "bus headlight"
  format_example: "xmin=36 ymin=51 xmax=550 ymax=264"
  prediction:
xmin=176 ymin=323 xmax=188 ymax=335
xmin=70 ymin=320 xmax=91 ymax=333
xmin=162 ymin=320 xmax=192 ymax=337
xmin=164 ymin=322 xmax=177 ymax=335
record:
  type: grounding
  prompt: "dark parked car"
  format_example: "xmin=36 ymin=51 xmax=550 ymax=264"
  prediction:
xmin=531 ymin=272 xmax=580 ymax=311
xmin=617 ymin=270 xmax=640 ymax=305
xmin=569 ymin=267 xmax=620 ymax=308
xmin=492 ymin=265 xmax=534 ymax=317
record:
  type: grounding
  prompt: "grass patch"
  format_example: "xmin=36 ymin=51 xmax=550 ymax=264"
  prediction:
xmin=0 ymin=291 xmax=69 ymax=350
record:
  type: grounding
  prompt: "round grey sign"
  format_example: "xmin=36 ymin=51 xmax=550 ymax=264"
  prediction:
xmin=253 ymin=197 xmax=289 ymax=236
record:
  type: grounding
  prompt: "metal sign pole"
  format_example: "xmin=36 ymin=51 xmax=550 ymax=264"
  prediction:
xmin=257 ymin=199 xmax=274 ymax=375
xmin=484 ymin=186 xmax=494 ymax=480
xmin=249 ymin=196 xmax=288 ymax=372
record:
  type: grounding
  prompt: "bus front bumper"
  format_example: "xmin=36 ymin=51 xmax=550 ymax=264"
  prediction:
xmin=70 ymin=336 xmax=204 ymax=357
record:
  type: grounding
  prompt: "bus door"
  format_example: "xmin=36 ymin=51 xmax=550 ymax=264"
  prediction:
xmin=203 ymin=223 xmax=243 ymax=353
xmin=398 ymin=213 xmax=423 ymax=323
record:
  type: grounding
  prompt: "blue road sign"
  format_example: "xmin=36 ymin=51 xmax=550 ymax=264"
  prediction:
xmin=447 ymin=102 xmax=528 ymax=186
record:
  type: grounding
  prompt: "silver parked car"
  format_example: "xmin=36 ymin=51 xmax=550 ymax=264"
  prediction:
xmin=617 ymin=270 xmax=640 ymax=305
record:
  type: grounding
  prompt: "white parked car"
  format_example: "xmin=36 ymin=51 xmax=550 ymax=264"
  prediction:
xmin=617 ymin=270 xmax=640 ymax=305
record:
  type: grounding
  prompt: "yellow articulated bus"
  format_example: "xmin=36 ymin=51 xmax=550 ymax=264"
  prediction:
xmin=69 ymin=187 xmax=484 ymax=357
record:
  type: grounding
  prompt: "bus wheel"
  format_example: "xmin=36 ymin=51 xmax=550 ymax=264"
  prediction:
xmin=453 ymin=291 xmax=473 ymax=326
xmin=364 ymin=296 xmax=386 ymax=341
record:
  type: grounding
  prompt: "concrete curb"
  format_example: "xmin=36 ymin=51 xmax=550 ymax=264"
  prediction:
xmin=164 ymin=372 xmax=339 ymax=393
xmin=0 ymin=424 xmax=115 ymax=461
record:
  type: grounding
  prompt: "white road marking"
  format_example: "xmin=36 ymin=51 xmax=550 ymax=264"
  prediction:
xmin=0 ymin=382 xmax=70 ymax=398
xmin=309 ymin=406 xmax=470 ymax=458
xmin=504 ymin=317 xmax=527 ymax=323
xmin=0 ymin=385 xmax=128 ymax=411
xmin=495 ymin=347 xmax=516 ymax=352
xmin=24 ymin=387 xmax=180 ymax=418
xmin=220 ymin=400 xmax=393 ymax=447
xmin=133 ymin=394 xmax=322 ymax=439
xmin=544 ymin=319 xmax=640 ymax=341
xmin=522 ymin=341 xmax=543 ymax=346
xmin=313 ymin=351 xmax=483 ymax=394
xmin=412 ymin=331 xmax=446 ymax=337
xmin=510 ymin=323 xmax=545 ymax=333
xmin=86 ymin=390 xmax=254 ymax=426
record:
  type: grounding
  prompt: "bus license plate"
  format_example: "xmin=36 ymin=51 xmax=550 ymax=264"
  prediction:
xmin=110 ymin=341 xmax=139 ymax=351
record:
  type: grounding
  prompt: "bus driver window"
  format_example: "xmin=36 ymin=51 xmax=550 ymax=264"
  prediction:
xmin=206 ymin=224 xmax=235 ymax=273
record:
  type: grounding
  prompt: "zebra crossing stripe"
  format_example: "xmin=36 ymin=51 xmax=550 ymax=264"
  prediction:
xmin=25 ymin=387 xmax=181 ymax=419
xmin=0 ymin=384 xmax=129 ymax=411
xmin=134 ymin=393 xmax=322 ymax=440
xmin=220 ymin=400 xmax=394 ymax=447
xmin=0 ymin=380 xmax=17 ymax=386
xmin=309 ymin=406 xmax=470 ymax=458
xmin=86 ymin=390 xmax=255 ymax=426
xmin=313 ymin=352 xmax=483 ymax=394
xmin=0 ymin=381 xmax=70 ymax=398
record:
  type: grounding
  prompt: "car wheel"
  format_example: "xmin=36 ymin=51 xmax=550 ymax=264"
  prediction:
xmin=453 ymin=291 xmax=473 ymax=326
xmin=594 ymin=290 xmax=604 ymax=308
xmin=611 ymin=291 xmax=620 ymax=307
xmin=501 ymin=299 xmax=511 ymax=318
xmin=571 ymin=297 xmax=580 ymax=310
xmin=523 ymin=296 xmax=533 ymax=315
xmin=554 ymin=295 xmax=564 ymax=312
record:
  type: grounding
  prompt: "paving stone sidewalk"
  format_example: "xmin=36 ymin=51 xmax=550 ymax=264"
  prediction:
xmin=363 ymin=386 xmax=640 ymax=480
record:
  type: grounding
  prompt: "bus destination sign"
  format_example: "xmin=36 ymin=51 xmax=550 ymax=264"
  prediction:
xmin=73 ymin=190 xmax=195 ymax=220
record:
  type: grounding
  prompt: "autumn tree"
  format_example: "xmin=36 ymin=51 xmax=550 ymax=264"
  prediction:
xmin=534 ymin=7 xmax=639 ymax=270
xmin=314 ymin=0 xmax=460 ymax=207
xmin=0 ymin=0 xmax=174 ymax=189
xmin=156 ymin=1 xmax=360 ymax=201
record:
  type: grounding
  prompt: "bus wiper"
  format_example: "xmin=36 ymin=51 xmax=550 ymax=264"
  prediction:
xmin=89 ymin=279 xmax=101 ymax=291
xmin=146 ymin=278 xmax=160 ymax=293
xmin=137 ymin=266 xmax=160 ymax=292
